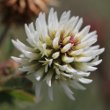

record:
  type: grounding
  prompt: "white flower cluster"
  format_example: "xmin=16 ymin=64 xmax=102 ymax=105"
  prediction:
xmin=12 ymin=8 xmax=104 ymax=101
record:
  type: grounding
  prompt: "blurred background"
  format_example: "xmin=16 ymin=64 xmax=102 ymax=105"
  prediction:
xmin=0 ymin=0 xmax=110 ymax=110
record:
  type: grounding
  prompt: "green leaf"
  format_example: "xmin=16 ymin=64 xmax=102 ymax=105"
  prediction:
xmin=10 ymin=90 xmax=35 ymax=102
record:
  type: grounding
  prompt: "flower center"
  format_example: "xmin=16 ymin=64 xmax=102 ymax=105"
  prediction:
xmin=69 ymin=36 xmax=75 ymax=44
xmin=69 ymin=36 xmax=79 ymax=46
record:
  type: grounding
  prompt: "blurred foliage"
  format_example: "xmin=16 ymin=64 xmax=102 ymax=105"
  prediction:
xmin=0 ymin=76 xmax=35 ymax=109
xmin=5 ymin=37 xmax=14 ymax=59
xmin=0 ymin=78 xmax=105 ymax=110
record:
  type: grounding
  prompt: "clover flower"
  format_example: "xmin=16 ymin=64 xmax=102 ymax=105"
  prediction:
xmin=11 ymin=8 xmax=104 ymax=101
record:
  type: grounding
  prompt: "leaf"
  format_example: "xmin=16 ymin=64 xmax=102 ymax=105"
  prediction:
xmin=10 ymin=90 xmax=35 ymax=102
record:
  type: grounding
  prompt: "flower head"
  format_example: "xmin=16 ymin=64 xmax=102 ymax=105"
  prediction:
xmin=12 ymin=8 xmax=104 ymax=101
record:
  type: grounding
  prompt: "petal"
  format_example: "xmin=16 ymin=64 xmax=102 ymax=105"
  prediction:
xmin=45 ymin=65 xmax=48 ymax=73
xmin=81 ymin=31 xmax=97 ymax=42
xmin=62 ymin=55 xmax=74 ymax=63
xmin=12 ymin=39 xmax=31 ymax=52
xmin=75 ymin=56 xmax=92 ymax=62
xmin=61 ymin=82 xmax=75 ymax=100
xmin=71 ymin=16 xmax=79 ymax=30
xmin=83 ymin=65 xmax=97 ymax=71
xmin=61 ymin=43 xmax=72 ymax=53
xmin=61 ymin=72 xmax=73 ymax=78
xmin=19 ymin=64 xmax=37 ymax=72
xmin=83 ymin=48 xmax=105 ymax=57
xmin=35 ymin=82 xmax=42 ymax=102
xmin=62 ymin=36 xmax=71 ymax=45
xmin=29 ymin=22 xmax=35 ymax=33
xmin=73 ymin=18 xmax=83 ymax=34
xmin=76 ymin=36 xmax=97 ymax=49
xmin=45 ymin=36 xmax=52 ymax=46
xmin=76 ymin=63 xmax=97 ymax=71
xmin=78 ymin=25 xmax=91 ymax=38
xmin=45 ymin=70 xmax=53 ymax=87
xmin=70 ymin=80 xmax=86 ymax=90
xmin=68 ymin=49 xmax=83 ymax=56
xmin=11 ymin=56 xmax=29 ymax=65
xmin=55 ymin=63 xmax=68 ymax=71
xmin=52 ymin=52 xmax=60 ymax=59
xmin=77 ymin=71 xmax=90 ymax=77
xmin=35 ymin=68 xmax=45 ymax=81
xmin=60 ymin=11 xmax=71 ymax=25
xmin=11 ymin=56 xmax=22 ymax=63
xmin=53 ymin=32 xmax=60 ymax=49
xmin=66 ymin=66 xmax=77 ymax=73
xmin=16 ymin=39 xmax=33 ymax=51
xmin=64 ymin=17 xmax=76 ymax=36
xmin=48 ymin=8 xmax=58 ymax=32
xmin=78 ymin=78 xmax=93 ymax=84
xmin=25 ymin=24 xmax=36 ymax=46
xmin=26 ymin=74 xmax=36 ymax=83
xmin=55 ymin=67 xmax=61 ymax=75
xmin=35 ymin=12 xmax=48 ymax=42
xmin=48 ymin=87 xmax=54 ymax=101
xmin=22 ymin=50 xmax=40 ymax=60
xmin=90 ymin=59 xmax=102 ymax=66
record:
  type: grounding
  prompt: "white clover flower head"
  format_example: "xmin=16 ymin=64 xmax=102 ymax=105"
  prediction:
xmin=11 ymin=8 xmax=104 ymax=101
